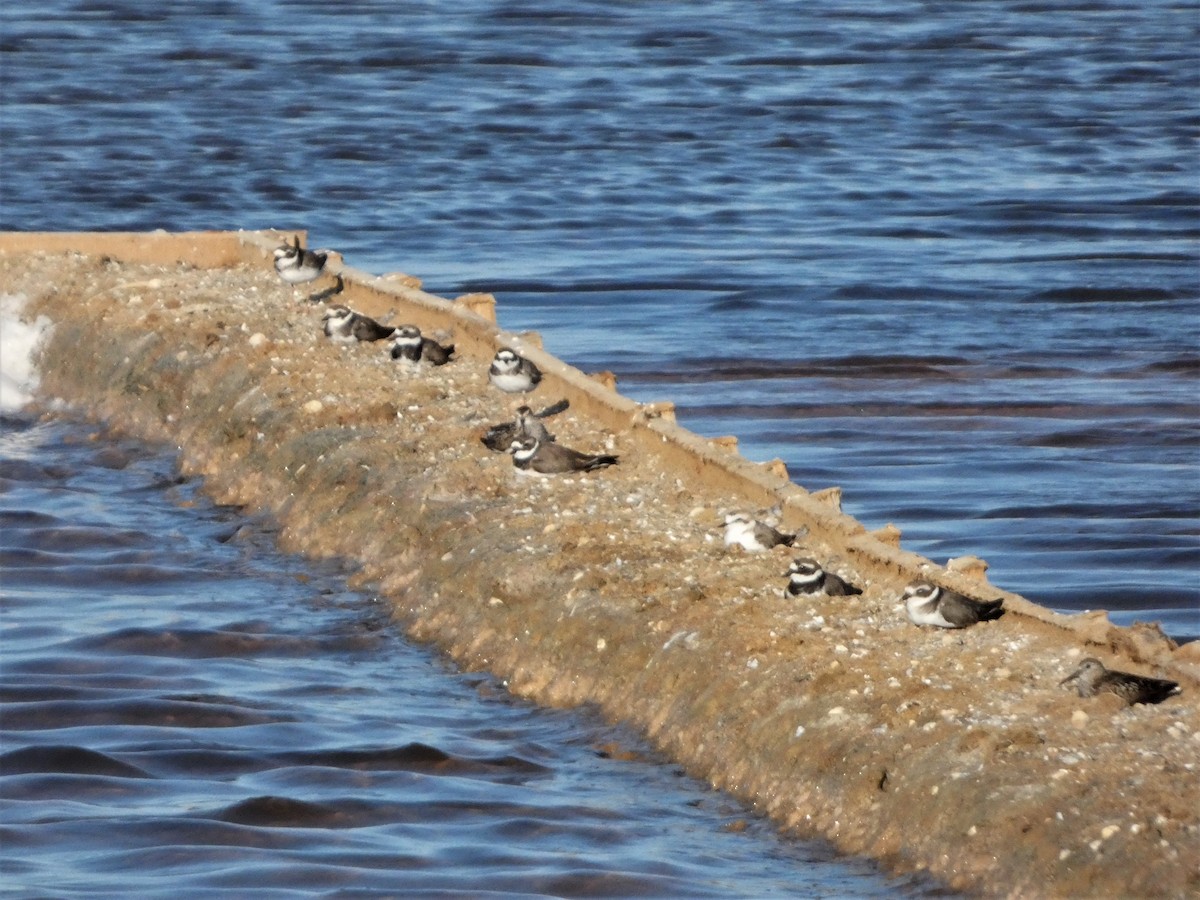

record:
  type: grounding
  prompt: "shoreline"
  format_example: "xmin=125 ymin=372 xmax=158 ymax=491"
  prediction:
xmin=3 ymin=231 xmax=1197 ymax=897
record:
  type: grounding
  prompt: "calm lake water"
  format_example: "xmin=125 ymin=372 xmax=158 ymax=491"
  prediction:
xmin=0 ymin=0 xmax=1197 ymax=894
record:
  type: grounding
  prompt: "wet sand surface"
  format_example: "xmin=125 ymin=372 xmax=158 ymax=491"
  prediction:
xmin=4 ymin=248 xmax=1198 ymax=897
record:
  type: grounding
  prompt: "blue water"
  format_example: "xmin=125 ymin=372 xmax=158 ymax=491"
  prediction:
xmin=0 ymin=413 xmax=939 ymax=897
xmin=0 ymin=2 xmax=1197 ymax=891
xmin=3 ymin=0 xmax=1198 ymax=636
xmin=4 ymin=1 xmax=1196 ymax=638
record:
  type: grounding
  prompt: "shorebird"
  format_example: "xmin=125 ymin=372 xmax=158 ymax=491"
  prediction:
xmin=786 ymin=557 xmax=863 ymax=597
xmin=1059 ymin=657 xmax=1181 ymax=705
xmin=389 ymin=325 xmax=455 ymax=366
xmin=507 ymin=434 xmax=617 ymax=475
xmin=489 ymin=347 xmax=542 ymax=393
xmin=901 ymin=581 xmax=1003 ymax=628
xmin=481 ymin=399 xmax=569 ymax=452
xmin=723 ymin=512 xmax=796 ymax=552
xmin=273 ymin=235 xmax=327 ymax=285
xmin=321 ymin=305 xmax=396 ymax=344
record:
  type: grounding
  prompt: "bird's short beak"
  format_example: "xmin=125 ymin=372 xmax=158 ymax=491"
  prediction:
xmin=1058 ymin=671 xmax=1079 ymax=687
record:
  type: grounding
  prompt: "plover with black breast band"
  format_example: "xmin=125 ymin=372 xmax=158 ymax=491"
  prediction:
xmin=786 ymin=557 xmax=863 ymax=597
xmin=321 ymin=305 xmax=396 ymax=344
xmin=489 ymin=347 xmax=542 ymax=393
xmin=900 ymin=581 xmax=1003 ymax=628
xmin=389 ymin=325 xmax=455 ymax=366
xmin=507 ymin=435 xmax=618 ymax=475
xmin=273 ymin=235 xmax=328 ymax=285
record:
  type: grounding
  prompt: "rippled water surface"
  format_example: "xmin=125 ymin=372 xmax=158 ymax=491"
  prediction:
xmin=4 ymin=0 xmax=1196 ymax=638
xmin=3 ymin=0 xmax=1198 ymax=637
xmin=0 ymin=2 xmax=1197 ymax=891
xmin=0 ymin=414 xmax=940 ymax=897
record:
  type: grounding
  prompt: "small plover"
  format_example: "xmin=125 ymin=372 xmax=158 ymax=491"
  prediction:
xmin=513 ymin=405 xmax=556 ymax=444
xmin=723 ymin=512 xmax=797 ymax=552
xmin=786 ymin=557 xmax=863 ymax=597
xmin=273 ymin=235 xmax=328 ymax=284
xmin=901 ymin=581 xmax=1003 ymax=628
xmin=321 ymin=305 xmax=396 ymax=344
xmin=489 ymin=348 xmax=542 ymax=393
xmin=1059 ymin=657 xmax=1180 ymax=705
xmin=508 ymin=435 xmax=617 ymax=474
xmin=481 ymin=399 xmax=569 ymax=452
xmin=389 ymin=325 xmax=455 ymax=366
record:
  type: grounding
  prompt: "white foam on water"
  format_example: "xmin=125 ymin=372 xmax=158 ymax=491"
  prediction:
xmin=0 ymin=292 xmax=54 ymax=412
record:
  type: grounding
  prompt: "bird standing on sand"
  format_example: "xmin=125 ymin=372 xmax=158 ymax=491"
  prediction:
xmin=786 ymin=557 xmax=863 ymax=597
xmin=723 ymin=512 xmax=797 ymax=552
xmin=481 ymin=399 xmax=569 ymax=452
xmin=273 ymin=235 xmax=328 ymax=284
xmin=507 ymin=435 xmax=618 ymax=474
xmin=1059 ymin=657 xmax=1180 ymax=705
xmin=389 ymin=325 xmax=455 ymax=366
xmin=489 ymin=348 xmax=542 ymax=393
xmin=901 ymin=581 xmax=1004 ymax=628
xmin=321 ymin=305 xmax=396 ymax=344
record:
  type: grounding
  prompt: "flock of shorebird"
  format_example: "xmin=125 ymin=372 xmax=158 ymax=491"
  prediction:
xmin=273 ymin=237 xmax=1183 ymax=708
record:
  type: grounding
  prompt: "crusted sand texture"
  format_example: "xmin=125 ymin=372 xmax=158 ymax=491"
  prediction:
xmin=4 ymin=248 xmax=1197 ymax=898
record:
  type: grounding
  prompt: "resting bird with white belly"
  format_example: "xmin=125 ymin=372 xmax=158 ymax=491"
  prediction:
xmin=489 ymin=348 xmax=542 ymax=393
xmin=723 ymin=512 xmax=796 ymax=552
xmin=321 ymin=305 xmax=396 ymax=344
xmin=507 ymin=435 xmax=618 ymax=475
xmin=389 ymin=325 xmax=455 ymax=366
xmin=273 ymin=235 xmax=327 ymax=285
xmin=786 ymin=557 xmax=862 ymax=597
xmin=900 ymin=581 xmax=1003 ymax=628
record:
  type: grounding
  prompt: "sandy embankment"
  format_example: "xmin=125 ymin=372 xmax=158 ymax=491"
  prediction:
xmin=2 ymin=232 xmax=1196 ymax=898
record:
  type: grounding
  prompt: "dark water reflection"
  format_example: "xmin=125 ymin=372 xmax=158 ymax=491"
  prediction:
xmin=0 ymin=416 xmax=939 ymax=897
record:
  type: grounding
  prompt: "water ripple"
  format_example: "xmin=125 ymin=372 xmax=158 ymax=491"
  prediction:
xmin=0 ymin=415 xmax=926 ymax=896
